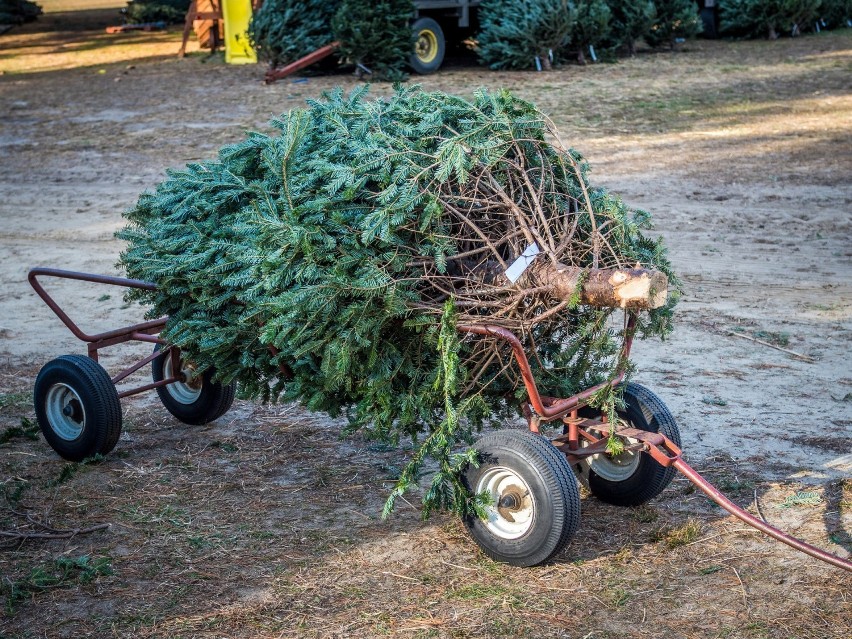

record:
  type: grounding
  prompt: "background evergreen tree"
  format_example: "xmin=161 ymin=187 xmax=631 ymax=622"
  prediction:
xmin=331 ymin=0 xmax=415 ymax=81
xmin=720 ymin=0 xmax=822 ymax=39
xmin=606 ymin=0 xmax=656 ymax=55
xmin=0 ymin=0 xmax=41 ymax=25
xmin=820 ymin=0 xmax=851 ymax=28
xmin=119 ymin=87 xmax=678 ymax=515
xmin=249 ymin=0 xmax=339 ymax=68
xmin=477 ymin=0 xmax=577 ymax=70
xmin=645 ymin=0 xmax=702 ymax=48
xmin=573 ymin=0 xmax=612 ymax=64
xmin=123 ymin=0 xmax=189 ymax=25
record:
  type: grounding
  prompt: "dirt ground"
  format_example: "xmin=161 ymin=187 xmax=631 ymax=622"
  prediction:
xmin=1 ymin=8 xmax=851 ymax=639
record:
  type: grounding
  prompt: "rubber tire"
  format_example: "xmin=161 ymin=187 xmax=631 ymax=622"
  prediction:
xmin=410 ymin=17 xmax=445 ymax=74
xmin=152 ymin=345 xmax=236 ymax=425
xmin=34 ymin=355 xmax=122 ymax=462
xmin=463 ymin=429 xmax=581 ymax=567
xmin=576 ymin=382 xmax=681 ymax=507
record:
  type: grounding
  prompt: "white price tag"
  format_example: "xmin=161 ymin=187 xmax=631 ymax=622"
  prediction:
xmin=505 ymin=243 xmax=540 ymax=284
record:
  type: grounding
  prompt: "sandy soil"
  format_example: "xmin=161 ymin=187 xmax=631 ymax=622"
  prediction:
xmin=0 ymin=12 xmax=850 ymax=639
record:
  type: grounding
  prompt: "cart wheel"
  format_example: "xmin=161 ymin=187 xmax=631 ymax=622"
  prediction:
xmin=462 ymin=429 xmax=581 ymax=567
xmin=574 ymin=382 xmax=681 ymax=506
xmin=152 ymin=345 xmax=235 ymax=425
xmin=33 ymin=355 xmax=122 ymax=462
xmin=410 ymin=17 xmax=445 ymax=74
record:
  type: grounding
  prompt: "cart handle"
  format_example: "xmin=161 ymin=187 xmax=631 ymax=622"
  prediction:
xmin=28 ymin=267 xmax=166 ymax=345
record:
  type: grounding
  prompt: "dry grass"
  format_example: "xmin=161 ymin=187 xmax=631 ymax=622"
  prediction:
xmin=0 ymin=12 xmax=851 ymax=639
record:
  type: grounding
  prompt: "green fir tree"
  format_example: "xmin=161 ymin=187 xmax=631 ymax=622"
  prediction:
xmin=248 ymin=0 xmax=339 ymax=67
xmin=477 ymin=0 xmax=577 ymax=70
xmin=645 ymin=0 xmax=702 ymax=48
xmin=606 ymin=0 xmax=656 ymax=55
xmin=721 ymin=0 xmax=823 ymax=39
xmin=118 ymin=87 xmax=678 ymax=516
xmin=573 ymin=0 xmax=612 ymax=64
xmin=820 ymin=0 xmax=851 ymax=28
xmin=331 ymin=0 xmax=415 ymax=81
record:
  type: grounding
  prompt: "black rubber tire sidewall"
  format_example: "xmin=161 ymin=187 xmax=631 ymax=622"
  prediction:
xmin=152 ymin=345 xmax=236 ymax=426
xmin=463 ymin=430 xmax=580 ymax=567
xmin=584 ymin=382 xmax=682 ymax=507
xmin=410 ymin=17 xmax=445 ymax=74
xmin=33 ymin=355 xmax=122 ymax=462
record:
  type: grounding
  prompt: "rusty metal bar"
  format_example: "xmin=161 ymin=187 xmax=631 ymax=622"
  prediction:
xmin=673 ymin=457 xmax=852 ymax=572
xmin=116 ymin=378 xmax=180 ymax=399
xmin=610 ymin=428 xmax=852 ymax=571
xmin=28 ymin=268 xmax=166 ymax=345
xmin=111 ymin=347 xmax=167 ymax=385
xmin=264 ymin=41 xmax=340 ymax=84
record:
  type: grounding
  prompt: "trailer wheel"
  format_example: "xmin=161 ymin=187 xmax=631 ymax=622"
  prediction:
xmin=410 ymin=17 xmax=445 ymax=74
xmin=34 ymin=355 xmax=122 ymax=461
xmin=574 ymin=382 xmax=681 ymax=506
xmin=463 ymin=429 xmax=581 ymax=567
xmin=152 ymin=345 xmax=236 ymax=425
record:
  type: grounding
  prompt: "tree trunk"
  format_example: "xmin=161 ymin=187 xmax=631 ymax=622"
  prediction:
xmin=525 ymin=262 xmax=669 ymax=309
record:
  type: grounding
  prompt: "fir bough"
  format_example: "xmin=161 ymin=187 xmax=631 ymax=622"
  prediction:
xmin=119 ymin=86 xmax=678 ymax=516
xmin=477 ymin=0 xmax=577 ymax=70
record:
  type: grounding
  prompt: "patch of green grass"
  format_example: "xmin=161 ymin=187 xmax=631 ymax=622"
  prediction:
xmin=699 ymin=565 xmax=722 ymax=575
xmin=650 ymin=519 xmax=701 ymax=549
xmin=448 ymin=583 xmax=508 ymax=601
xmin=0 ymin=391 xmax=29 ymax=411
xmin=3 ymin=555 xmax=112 ymax=614
xmin=701 ymin=396 xmax=728 ymax=406
xmin=630 ymin=505 xmax=658 ymax=523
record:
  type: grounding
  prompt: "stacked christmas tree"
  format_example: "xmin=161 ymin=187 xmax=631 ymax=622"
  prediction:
xmin=250 ymin=0 xmax=413 ymax=80
xmin=120 ymin=88 xmax=677 ymax=513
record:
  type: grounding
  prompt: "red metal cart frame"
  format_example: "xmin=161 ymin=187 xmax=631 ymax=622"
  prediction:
xmin=28 ymin=267 xmax=852 ymax=571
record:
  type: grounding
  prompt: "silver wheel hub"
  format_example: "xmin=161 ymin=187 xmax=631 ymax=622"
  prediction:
xmin=45 ymin=383 xmax=86 ymax=441
xmin=163 ymin=352 xmax=202 ymax=405
xmin=476 ymin=466 xmax=534 ymax=539
xmin=581 ymin=432 xmax=642 ymax=482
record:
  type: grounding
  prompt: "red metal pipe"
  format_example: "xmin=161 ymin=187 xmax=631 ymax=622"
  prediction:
xmin=264 ymin=42 xmax=340 ymax=84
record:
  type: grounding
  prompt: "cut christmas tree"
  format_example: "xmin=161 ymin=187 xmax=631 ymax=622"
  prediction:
xmin=249 ymin=0 xmax=339 ymax=68
xmin=721 ymin=0 xmax=822 ymax=39
xmin=331 ymin=0 xmax=415 ymax=81
xmin=477 ymin=0 xmax=577 ymax=70
xmin=606 ymin=0 xmax=656 ymax=55
xmin=645 ymin=0 xmax=702 ymax=48
xmin=119 ymin=87 xmax=678 ymax=515
xmin=573 ymin=0 xmax=612 ymax=64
